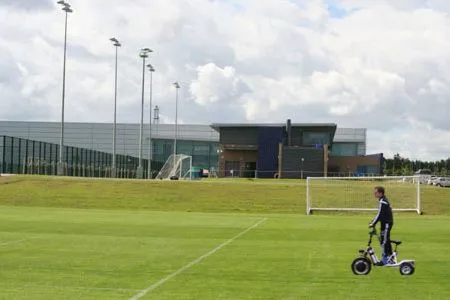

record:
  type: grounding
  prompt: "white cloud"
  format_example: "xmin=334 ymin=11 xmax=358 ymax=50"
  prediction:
xmin=190 ymin=63 xmax=248 ymax=105
xmin=0 ymin=0 xmax=449 ymax=160
xmin=368 ymin=118 xmax=450 ymax=160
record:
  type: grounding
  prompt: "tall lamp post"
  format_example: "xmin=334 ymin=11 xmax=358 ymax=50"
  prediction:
xmin=172 ymin=82 xmax=180 ymax=177
xmin=173 ymin=82 xmax=180 ymax=159
xmin=154 ymin=105 xmax=160 ymax=154
xmin=137 ymin=48 xmax=152 ymax=179
xmin=147 ymin=64 xmax=155 ymax=179
xmin=154 ymin=105 xmax=160 ymax=125
xmin=56 ymin=0 xmax=73 ymax=176
xmin=110 ymin=37 xmax=121 ymax=178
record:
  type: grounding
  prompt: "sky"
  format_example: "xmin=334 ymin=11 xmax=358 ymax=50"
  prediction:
xmin=0 ymin=0 xmax=449 ymax=161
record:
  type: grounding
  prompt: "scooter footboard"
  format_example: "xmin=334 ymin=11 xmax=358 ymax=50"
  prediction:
xmin=385 ymin=259 xmax=415 ymax=268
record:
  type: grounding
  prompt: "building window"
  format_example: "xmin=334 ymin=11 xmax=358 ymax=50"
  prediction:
xmin=192 ymin=143 xmax=210 ymax=155
xmin=192 ymin=155 xmax=210 ymax=169
xmin=163 ymin=142 xmax=173 ymax=156
xmin=357 ymin=165 xmax=379 ymax=175
xmin=302 ymin=132 xmax=330 ymax=146
xmin=211 ymin=143 xmax=219 ymax=155
xmin=152 ymin=140 xmax=165 ymax=155
xmin=177 ymin=140 xmax=193 ymax=155
xmin=330 ymin=143 xmax=358 ymax=156
xmin=209 ymin=154 xmax=219 ymax=169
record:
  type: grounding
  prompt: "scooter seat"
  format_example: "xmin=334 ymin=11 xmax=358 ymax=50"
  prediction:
xmin=391 ymin=240 xmax=401 ymax=245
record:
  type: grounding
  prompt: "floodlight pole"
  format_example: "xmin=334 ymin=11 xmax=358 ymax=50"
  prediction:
xmin=56 ymin=1 xmax=73 ymax=176
xmin=110 ymin=37 xmax=121 ymax=178
xmin=147 ymin=64 xmax=155 ymax=179
xmin=137 ymin=48 xmax=152 ymax=179
xmin=173 ymin=82 xmax=180 ymax=173
xmin=173 ymin=82 xmax=180 ymax=157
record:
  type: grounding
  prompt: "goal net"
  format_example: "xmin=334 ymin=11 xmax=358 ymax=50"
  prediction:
xmin=155 ymin=154 xmax=193 ymax=180
xmin=306 ymin=175 xmax=421 ymax=215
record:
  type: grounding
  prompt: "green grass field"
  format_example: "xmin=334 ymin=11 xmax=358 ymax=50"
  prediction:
xmin=1 ymin=176 xmax=450 ymax=299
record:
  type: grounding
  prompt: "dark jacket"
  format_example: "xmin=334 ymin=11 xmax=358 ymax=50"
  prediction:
xmin=370 ymin=196 xmax=393 ymax=226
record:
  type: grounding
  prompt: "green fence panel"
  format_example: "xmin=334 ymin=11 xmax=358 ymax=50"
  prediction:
xmin=0 ymin=135 xmax=166 ymax=179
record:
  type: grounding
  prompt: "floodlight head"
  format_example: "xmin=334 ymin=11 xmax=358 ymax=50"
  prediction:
xmin=62 ymin=6 xmax=73 ymax=13
xmin=110 ymin=37 xmax=121 ymax=47
xmin=147 ymin=64 xmax=155 ymax=72
xmin=173 ymin=82 xmax=180 ymax=89
xmin=139 ymin=48 xmax=152 ymax=58
xmin=57 ymin=0 xmax=71 ymax=8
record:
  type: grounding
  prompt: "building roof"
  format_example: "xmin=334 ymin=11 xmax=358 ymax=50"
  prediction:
xmin=210 ymin=122 xmax=337 ymax=131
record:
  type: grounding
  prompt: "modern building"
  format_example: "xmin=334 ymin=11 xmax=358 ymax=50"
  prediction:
xmin=0 ymin=120 xmax=381 ymax=178
xmin=211 ymin=120 xmax=382 ymax=178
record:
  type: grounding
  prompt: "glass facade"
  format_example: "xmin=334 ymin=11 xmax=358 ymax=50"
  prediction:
xmin=152 ymin=139 xmax=219 ymax=169
xmin=0 ymin=135 xmax=219 ymax=178
xmin=0 ymin=136 xmax=161 ymax=178
xmin=330 ymin=142 xmax=358 ymax=156
xmin=302 ymin=132 xmax=331 ymax=146
xmin=356 ymin=165 xmax=380 ymax=175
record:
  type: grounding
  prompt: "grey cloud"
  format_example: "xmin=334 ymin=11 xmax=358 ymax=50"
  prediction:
xmin=0 ymin=0 xmax=52 ymax=10
xmin=412 ymin=94 xmax=450 ymax=131
xmin=0 ymin=55 xmax=21 ymax=86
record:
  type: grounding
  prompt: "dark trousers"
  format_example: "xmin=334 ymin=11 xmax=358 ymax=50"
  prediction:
xmin=380 ymin=223 xmax=393 ymax=257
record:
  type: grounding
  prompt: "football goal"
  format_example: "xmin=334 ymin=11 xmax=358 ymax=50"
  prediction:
xmin=305 ymin=175 xmax=422 ymax=215
xmin=155 ymin=154 xmax=193 ymax=180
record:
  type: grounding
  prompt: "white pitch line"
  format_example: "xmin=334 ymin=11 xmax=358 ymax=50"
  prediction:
xmin=129 ymin=217 xmax=268 ymax=300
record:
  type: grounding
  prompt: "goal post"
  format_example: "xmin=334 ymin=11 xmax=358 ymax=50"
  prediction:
xmin=155 ymin=154 xmax=193 ymax=180
xmin=306 ymin=175 xmax=422 ymax=215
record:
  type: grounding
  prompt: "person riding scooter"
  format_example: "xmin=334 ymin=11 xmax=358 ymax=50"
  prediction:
xmin=368 ymin=186 xmax=394 ymax=266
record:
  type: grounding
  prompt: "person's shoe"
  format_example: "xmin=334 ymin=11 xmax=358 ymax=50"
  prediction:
xmin=374 ymin=261 xmax=384 ymax=266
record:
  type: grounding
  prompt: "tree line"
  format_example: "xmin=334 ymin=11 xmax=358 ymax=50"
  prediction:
xmin=383 ymin=154 xmax=450 ymax=176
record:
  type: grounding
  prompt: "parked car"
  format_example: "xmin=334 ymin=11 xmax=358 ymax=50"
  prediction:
xmin=428 ymin=176 xmax=438 ymax=185
xmin=434 ymin=177 xmax=450 ymax=187
xmin=415 ymin=169 xmax=433 ymax=184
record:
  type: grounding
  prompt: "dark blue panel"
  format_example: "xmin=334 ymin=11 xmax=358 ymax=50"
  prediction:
xmin=257 ymin=127 xmax=283 ymax=178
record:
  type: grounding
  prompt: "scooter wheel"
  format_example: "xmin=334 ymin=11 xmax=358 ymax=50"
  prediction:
xmin=351 ymin=257 xmax=371 ymax=275
xmin=399 ymin=262 xmax=415 ymax=276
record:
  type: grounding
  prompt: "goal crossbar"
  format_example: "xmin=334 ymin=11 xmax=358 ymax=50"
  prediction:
xmin=306 ymin=175 xmax=422 ymax=215
xmin=308 ymin=208 xmax=419 ymax=212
